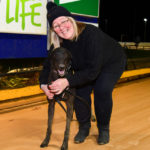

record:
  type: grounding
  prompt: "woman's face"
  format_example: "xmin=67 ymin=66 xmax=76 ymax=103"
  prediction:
xmin=52 ymin=16 xmax=74 ymax=40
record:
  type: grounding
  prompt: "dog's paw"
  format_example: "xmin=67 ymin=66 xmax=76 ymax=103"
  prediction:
xmin=61 ymin=145 xmax=68 ymax=150
xmin=40 ymin=142 xmax=48 ymax=148
xmin=61 ymin=147 xmax=68 ymax=150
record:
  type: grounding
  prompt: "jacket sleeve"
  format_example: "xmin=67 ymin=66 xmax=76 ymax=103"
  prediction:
xmin=39 ymin=58 xmax=51 ymax=85
xmin=66 ymin=30 xmax=104 ymax=87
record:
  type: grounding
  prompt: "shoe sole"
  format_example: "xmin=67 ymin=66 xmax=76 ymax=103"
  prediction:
xmin=98 ymin=141 xmax=109 ymax=145
xmin=74 ymin=140 xmax=84 ymax=144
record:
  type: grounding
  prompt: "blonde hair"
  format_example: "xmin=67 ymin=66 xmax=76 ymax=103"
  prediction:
xmin=49 ymin=17 xmax=86 ymax=49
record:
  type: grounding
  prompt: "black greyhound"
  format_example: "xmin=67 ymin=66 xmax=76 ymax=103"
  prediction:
xmin=40 ymin=46 xmax=75 ymax=150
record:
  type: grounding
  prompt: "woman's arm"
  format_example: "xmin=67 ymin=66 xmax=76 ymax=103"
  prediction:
xmin=66 ymin=30 xmax=104 ymax=87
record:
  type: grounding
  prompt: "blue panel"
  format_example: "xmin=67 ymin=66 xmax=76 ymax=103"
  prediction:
xmin=72 ymin=14 xmax=98 ymax=23
xmin=0 ymin=33 xmax=48 ymax=59
xmin=0 ymin=15 xmax=98 ymax=59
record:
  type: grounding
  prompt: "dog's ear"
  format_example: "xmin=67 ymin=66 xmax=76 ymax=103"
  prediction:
xmin=48 ymin=44 xmax=54 ymax=58
xmin=49 ymin=44 xmax=54 ymax=51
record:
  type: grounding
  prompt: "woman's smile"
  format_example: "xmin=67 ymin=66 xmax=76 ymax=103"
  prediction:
xmin=52 ymin=16 xmax=74 ymax=40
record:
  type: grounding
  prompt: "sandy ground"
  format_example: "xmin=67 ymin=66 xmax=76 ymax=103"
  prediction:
xmin=0 ymin=77 xmax=150 ymax=150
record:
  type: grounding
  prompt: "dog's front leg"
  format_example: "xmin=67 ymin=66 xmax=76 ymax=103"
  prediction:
xmin=40 ymin=99 xmax=55 ymax=148
xmin=61 ymin=98 xmax=74 ymax=150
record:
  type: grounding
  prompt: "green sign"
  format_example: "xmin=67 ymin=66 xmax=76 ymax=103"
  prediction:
xmin=54 ymin=0 xmax=99 ymax=17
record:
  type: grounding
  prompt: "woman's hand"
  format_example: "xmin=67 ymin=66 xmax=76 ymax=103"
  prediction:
xmin=49 ymin=78 xmax=69 ymax=95
xmin=41 ymin=84 xmax=54 ymax=99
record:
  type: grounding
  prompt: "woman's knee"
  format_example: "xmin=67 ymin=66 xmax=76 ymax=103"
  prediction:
xmin=94 ymin=86 xmax=112 ymax=99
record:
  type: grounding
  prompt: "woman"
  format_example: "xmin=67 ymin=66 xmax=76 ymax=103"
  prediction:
xmin=39 ymin=2 xmax=126 ymax=145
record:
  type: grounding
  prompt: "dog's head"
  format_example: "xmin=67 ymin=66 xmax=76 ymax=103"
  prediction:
xmin=49 ymin=47 xmax=72 ymax=77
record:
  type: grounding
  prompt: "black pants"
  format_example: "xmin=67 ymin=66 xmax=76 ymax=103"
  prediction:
xmin=74 ymin=67 xmax=125 ymax=129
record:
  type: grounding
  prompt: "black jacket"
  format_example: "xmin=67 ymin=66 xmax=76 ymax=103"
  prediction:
xmin=39 ymin=24 xmax=126 ymax=88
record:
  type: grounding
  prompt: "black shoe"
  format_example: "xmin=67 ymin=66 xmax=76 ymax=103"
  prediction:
xmin=74 ymin=123 xmax=90 ymax=144
xmin=97 ymin=125 xmax=109 ymax=145
xmin=74 ymin=129 xmax=89 ymax=143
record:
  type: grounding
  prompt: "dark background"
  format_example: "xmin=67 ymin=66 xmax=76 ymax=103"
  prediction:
xmin=99 ymin=0 xmax=150 ymax=42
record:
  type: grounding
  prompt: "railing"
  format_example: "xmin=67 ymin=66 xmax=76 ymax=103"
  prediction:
xmin=119 ymin=42 xmax=150 ymax=50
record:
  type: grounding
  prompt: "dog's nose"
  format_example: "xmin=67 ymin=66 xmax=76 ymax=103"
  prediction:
xmin=59 ymin=64 xmax=65 ymax=70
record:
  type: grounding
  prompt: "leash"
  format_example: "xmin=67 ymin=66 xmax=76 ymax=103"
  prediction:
xmin=50 ymin=89 xmax=91 ymax=115
xmin=47 ymin=83 xmax=67 ymax=113
xmin=64 ymin=89 xmax=91 ymax=110
xmin=65 ymin=89 xmax=96 ymax=122
xmin=55 ymin=99 xmax=67 ymax=113
xmin=55 ymin=89 xmax=96 ymax=122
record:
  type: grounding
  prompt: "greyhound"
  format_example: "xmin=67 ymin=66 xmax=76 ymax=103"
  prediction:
xmin=40 ymin=46 xmax=75 ymax=150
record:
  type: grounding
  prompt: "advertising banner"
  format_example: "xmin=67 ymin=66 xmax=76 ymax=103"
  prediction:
xmin=0 ymin=0 xmax=47 ymax=35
